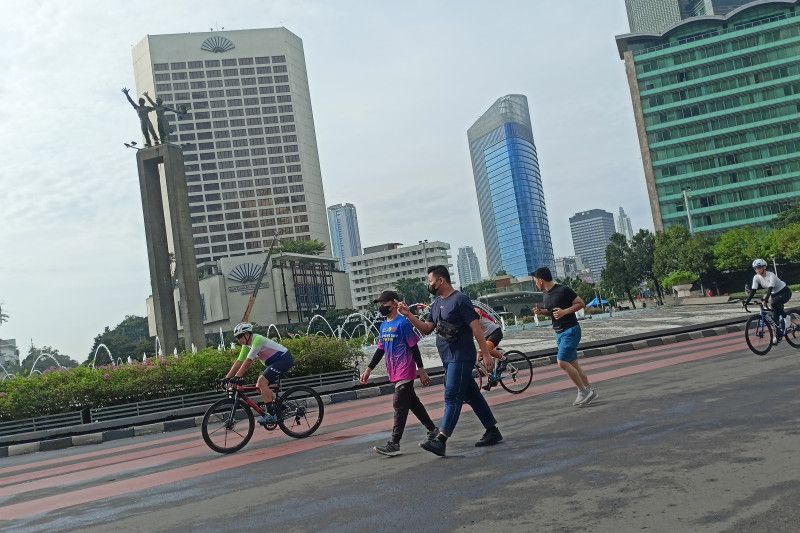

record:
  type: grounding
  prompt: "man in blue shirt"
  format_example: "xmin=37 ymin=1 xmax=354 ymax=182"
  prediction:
xmin=399 ymin=265 xmax=502 ymax=457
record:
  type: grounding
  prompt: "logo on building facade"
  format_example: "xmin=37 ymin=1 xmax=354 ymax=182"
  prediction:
xmin=227 ymin=262 xmax=268 ymax=294
xmin=201 ymin=36 xmax=235 ymax=53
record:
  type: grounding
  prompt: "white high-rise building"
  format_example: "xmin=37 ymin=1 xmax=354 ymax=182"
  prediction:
xmin=347 ymin=241 xmax=451 ymax=309
xmin=132 ymin=28 xmax=331 ymax=265
xmin=327 ymin=203 xmax=362 ymax=272
xmin=616 ymin=207 xmax=635 ymax=242
xmin=457 ymin=246 xmax=482 ymax=288
xmin=554 ymin=256 xmax=585 ymax=280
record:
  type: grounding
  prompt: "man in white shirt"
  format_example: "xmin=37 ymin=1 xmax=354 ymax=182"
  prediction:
xmin=744 ymin=258 xmax=792 ymax=340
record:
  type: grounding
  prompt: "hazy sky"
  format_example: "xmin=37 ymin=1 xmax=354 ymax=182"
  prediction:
xmin=0 ymin=0 xmax=650 ymax=360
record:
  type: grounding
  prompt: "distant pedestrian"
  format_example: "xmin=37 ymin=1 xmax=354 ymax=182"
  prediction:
xmin=532 ymin=267 xmax=597 ymax=407
xmin=360 ymin=291 xmax=438 ymax=456
xmin=398 ymin=265 xmax=502 ymax=457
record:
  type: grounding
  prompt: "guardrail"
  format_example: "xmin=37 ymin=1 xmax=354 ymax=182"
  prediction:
xmin=0 ymin=411 xmax=84 ymax=437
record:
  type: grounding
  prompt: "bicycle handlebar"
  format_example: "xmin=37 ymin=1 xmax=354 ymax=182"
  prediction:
xmin=743 ymin=300 xmax=771 ymax=314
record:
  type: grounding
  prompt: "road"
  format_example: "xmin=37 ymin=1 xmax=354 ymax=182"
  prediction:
xmin=1 ymin=331 xmax=798 ymax=532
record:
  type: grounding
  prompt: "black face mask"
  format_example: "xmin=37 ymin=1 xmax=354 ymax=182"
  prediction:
xmin=427 ymin=281 xmax=439 ymax=295
xmin=378 ymin=305 xmax=392 ymax=316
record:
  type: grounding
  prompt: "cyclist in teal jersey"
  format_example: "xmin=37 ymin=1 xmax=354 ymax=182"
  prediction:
xmin=223 ymin=322 xmax=294 ymax=425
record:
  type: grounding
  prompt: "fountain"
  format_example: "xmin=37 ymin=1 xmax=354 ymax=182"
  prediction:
xmin=154 ymin=336 xmax=163 ymax=357
xmin=265 ymin=323 xmax=282 ymax=340
xmin=28 ymin=353 xmax=64 ymax=376
xmin=306 ymin=315 xmax=336 ymax=337
xmin=217 ymin=327 xmax=225 ymax=350
xmin=89 ymin=343 xmax=113 ymax=368
xmin=191 ymin=343 xmax=197 ymax=354
xmin=173 ymin=347 xmax=179 ymax=357
xmin=0 ymin=361 xmax=13 ymax=380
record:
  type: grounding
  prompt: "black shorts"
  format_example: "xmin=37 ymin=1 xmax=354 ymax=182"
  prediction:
xmin=261 ymin=351 xmax=294 ymax=383
xmin=485 ymin=328 xmax=503 ymax=347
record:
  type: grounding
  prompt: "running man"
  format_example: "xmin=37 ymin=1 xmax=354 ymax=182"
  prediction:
xmin=223 ymin=322 xmax=294 ymax=426
xmin=360 ymin=290 xmax=438 ymax=456
xmin=532 ymin=267 xmax=597 ymax=407
xmin=399 ymin=265 xmax=502 ymax=457
xmin=744 ymin=258 xmax=793 ymax=343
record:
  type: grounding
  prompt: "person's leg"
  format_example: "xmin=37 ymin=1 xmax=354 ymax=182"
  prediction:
xmin=567 ymin=360 xmax=590 ymax=389
xmin=772 ymin=289 xmax=791 ymax=330
xmin=391 ymin=382 xmax=413 ymax=444
xmin=148 ymin=121 xmax=160 ymax=143
xmin=140 ymin=121 xmax=152 ymax=146
xmin=556 ymin=328 xmax=584 ymax=390
xmin=439 ymin=361 xmax=466 ymax=437
xmin=407 ymin=387 xmax=436 ymax=432
xmin=462 ymin=367 xmax=497 ymax=430
xmin=256 ymin=374 xmax=275 ymax=404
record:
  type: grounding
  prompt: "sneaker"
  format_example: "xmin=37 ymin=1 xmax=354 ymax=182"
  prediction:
xmin=496 ymin=356 xmax=508 ymax=373
xmin=420 ymin=437 xmax=446 ymax=457
xmin=426 ymin=427 xmax=440 ymax=441
xmin=475 ymin=427 xmax=503 ymax=447
xmin=374 ymin=441 xmax=401 ymax=457
xmin=482 ymin=377 xmax=498 ymax=391
xmin=572 ymin=389 xmax=588 ymax=406
xmin=256 ymin=413 xmax=277 ymax=425
xmin=577 ymin=388 xmax=598 ymax=407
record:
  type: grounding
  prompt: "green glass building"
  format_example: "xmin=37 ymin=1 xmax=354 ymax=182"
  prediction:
xmin=617 ymin=0 xmax=800 ymax=233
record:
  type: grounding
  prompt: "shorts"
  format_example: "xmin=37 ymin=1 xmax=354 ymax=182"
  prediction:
xmin=485 ymin=328 xmax=503 ymax=348
xmin=261 ymin=351 xmax=294 ymax=383
xmin=555 ymin=325 xmax=581 ymax=363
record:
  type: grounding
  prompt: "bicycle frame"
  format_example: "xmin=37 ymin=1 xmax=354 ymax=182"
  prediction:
xmin=227 ymin=384 xmax=265 ymax=416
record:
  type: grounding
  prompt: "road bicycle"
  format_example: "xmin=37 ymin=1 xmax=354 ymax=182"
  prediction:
xmin=743 ymin=300 xmax=800 ymax=355
xmin=474 ymin=349 xmax=534 ymax=394
xmin=201 ymin=378 xmax=324 ymax=454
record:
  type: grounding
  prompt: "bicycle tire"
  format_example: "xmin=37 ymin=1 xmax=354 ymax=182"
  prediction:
xmin=784 ymin=313 xmax=800 ymax=348
xmin=277 ymin=385 xmax=325 ymax=438
xmin=498 ymin=350 xmax=533 ymax=394
xmin=201 ymin=397 xmax=255 ymax=454
xmin=745 ymin=315 xmax=773 ymax=356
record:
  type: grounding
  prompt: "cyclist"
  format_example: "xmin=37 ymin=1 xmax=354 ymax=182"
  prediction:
xmin=223 ymin=322 xmax=294 ymax=426
xmin=474 ymin=305 xmax=506 ymax=391
xmin=744 ymin=259 xmax=792 ymax=343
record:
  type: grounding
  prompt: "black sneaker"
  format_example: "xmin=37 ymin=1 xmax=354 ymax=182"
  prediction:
xmin=475 ymin=427 xmax=503 ymax=447
xmin=420 ymin=437 xmax=446 ymax=457
xmin=482 ymin=378 xmax=498 ymax=391
xmin=426 ymin=427 xmax=440 ymax=441
xmin=374 ymin=441 xmax=401 ymax=457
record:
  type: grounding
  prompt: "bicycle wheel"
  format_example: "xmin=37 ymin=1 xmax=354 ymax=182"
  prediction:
xmin=498 ymin=350 xmax=533 ymax=394
xmin=277 ymin=385 xmax=325 ymax=438
xmin=201 ymin=397 xmax=255 ymax=454
xmin=744 ymin=315 xmax=773 ymax=356
xmin=784 ymin=313 xmax=800 ymax=348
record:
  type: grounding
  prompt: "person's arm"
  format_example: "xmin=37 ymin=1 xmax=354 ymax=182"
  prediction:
xmin=411 ymin=344 xmax=431 ymax=386
xmin=225 ymin=344 xmax=249 ymax=379
xmin=470 ymin=319 xmax=494 ymax=371
xmin=234 ymin=358 xmax=254 ymax=378
xmin=122 ymin=88 xmax=138 ymax=109
xmin=359 ymin=348 xmax=384 ymax=384
xmin=553 ymin=296 xmax=585 ymax=320
xmin=744 ymin=277 xmax=759 ymax=306
xmin=762 ymin=286 xmax=774 ymax=303
xmin=533 ymin=305 xmax=550 ymax=316
xmin=397 ymin=301 xmax=435 ymax=335
xmin=143 ymin=91 xmax=156 ymax=106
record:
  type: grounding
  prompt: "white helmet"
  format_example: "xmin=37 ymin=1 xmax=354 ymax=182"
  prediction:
xmin=752 ymin=258 xmax=768 ymax=269
xmin=233 ymin=322 xmax=253 ymax=336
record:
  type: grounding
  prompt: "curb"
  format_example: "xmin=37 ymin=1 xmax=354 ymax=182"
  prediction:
xmin=0 ymin=321 xmax=748 ymax=458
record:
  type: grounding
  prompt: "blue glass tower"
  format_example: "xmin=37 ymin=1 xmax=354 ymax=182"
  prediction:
xmin=327 ymin=203 xmax=362 ymax=272
xmin=467 ymin=95 xmax=554 ymax=278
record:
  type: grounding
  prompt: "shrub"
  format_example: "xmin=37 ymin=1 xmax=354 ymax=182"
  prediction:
xmin=0 ymin=336 xmax=361 ymax=421
xmin=662 ymin=270 xmax=699 ymax=291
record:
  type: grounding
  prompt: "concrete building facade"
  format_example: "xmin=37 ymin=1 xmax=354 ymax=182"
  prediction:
xmin=132 ymin=28 xmax=331 ymax=265
xmin=555 ymin=255 xmax=586 ymax=280
xmin=569 ymin=209 xmax=617 ymax=279
xmin=616 ymin=206 xmax=636 ymax=241
xmin=0 ymin=338 xmax=18 ymax=367
xmin=457 ymin=246 xmax=482 ymax=288
xmin=617 ymin=1 xmax=800 ymax=233
xmin=625 ymin=0 xmax=752 ymax=33
xmin=327 ymin=203 xmax=362 ymax=272
xmin=347 ymin=241 xmax=451 ymax=309
xmin=467 ymin=95 xmax=555 ymax=278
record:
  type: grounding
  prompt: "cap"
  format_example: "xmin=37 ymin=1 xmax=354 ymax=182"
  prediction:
xmin=373 ymin=290 xmax=400 ymax=303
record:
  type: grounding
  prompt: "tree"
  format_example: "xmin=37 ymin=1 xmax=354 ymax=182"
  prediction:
xmin=22 ymin=345 xmax=78 ymax=374
xmin=601 ymin=233 xmax=638 ymax=309
xmin=559 ymin=277 xmax=596 ymax=304
xmin=713 ymin=227 xmax=775 ymax=271
xmin=276 ymin=239 xmax=326 ymax=256
xmin=654 ymin=225 xmax=714 ymax=283
xmin=772 ymin=224 xmax=800 ymax=261
xmin=394 ymin=278 xmax=429 ymax=304
xmin=776 ymin=201 xmax=800 ymax=225
xmin=462 ymin=280 xmax=496 ymax=299
xmin=87 ymin=315 xmax=152 ymax=364
xmin=629 ymin=230 xmax=663 ymax=304
xmin=495 ymin=270 xmax=508 ymax=276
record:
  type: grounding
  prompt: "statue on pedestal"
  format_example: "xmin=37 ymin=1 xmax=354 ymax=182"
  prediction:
xmin=143 ymin=91 xmax=187 ymax=144
xmin=122 ymin=88 xmax=159 ymax=147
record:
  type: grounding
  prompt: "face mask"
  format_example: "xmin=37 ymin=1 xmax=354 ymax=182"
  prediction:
xmin=427 ymin=281 xmax=439 ymax=295
xmin=378 ymin=305 xmax=392 ymax=316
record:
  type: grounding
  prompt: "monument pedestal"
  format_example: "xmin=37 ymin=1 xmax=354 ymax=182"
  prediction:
xmin=136 ymin=144 xmax=205 ymax=354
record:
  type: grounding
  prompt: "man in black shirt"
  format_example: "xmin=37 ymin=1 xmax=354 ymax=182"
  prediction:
xmin=532 ymin=267 xmax=597 ymax=407
xmin=399 ymin=265 xmax=502 ymax=457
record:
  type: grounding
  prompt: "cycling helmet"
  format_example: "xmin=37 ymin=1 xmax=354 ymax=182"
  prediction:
xmin=752 ymin=258 xmax=768 ymax=269
xmin=233 ymin=322 xmax=254 ymax=337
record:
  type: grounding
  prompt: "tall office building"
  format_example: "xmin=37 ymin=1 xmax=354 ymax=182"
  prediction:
xmin=327 ymin=203 xmax=362 ymax=272
xmin=347 ymin=241 xmax=451 ymax=309
xmin=457 ymin=246 xmax=482 ymax=287
xmin=616 ymin=207 xmax=635 ymax=241
xmin=617 ymin=1 xmax=800 ymax=233
xmin=132 ymin=28 xmax=331 ymax=265
xmin=570 ymin=209 xmax=617 ymax=278
xmin=467 ymin=95 xmax=555 ymax=278
xmin=625 ymin=0 xmax=751 ymax=33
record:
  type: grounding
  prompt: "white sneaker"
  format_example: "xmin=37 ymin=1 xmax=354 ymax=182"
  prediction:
xmin=578 ymin=388 xmax=598 ymax=407
xmin=573 ymin=389 xmax=588 ymax=406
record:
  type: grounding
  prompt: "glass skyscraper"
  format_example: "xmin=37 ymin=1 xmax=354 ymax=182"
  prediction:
xmin=617 ymin=1 xmax=800 ymax=233
xmin=625 ymin=0 xmax=752 ymax=33
xmin=327 ymin=203 xmax=362 ymax=272
xmin=457 ymin=246 xmax=482 ymax=287
xmin=467 ymin=95 xmax=554 ymax=278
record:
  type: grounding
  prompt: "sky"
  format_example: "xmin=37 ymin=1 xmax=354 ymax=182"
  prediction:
xmin=0 ymin=0 xmax=650 ymax=360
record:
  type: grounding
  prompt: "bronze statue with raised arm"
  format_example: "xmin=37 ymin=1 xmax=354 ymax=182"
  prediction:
xmin=122 ymin=87 xmax=159 ymax=147
xmin=143 ymin=91 xmax=186 ymax=144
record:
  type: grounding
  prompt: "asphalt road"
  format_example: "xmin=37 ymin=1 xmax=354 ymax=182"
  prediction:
xmin=1 ymin=331 xmax=798 ymax=532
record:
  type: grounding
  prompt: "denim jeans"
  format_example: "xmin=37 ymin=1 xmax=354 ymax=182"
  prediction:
xmin=440 ymin=360 xmax=497 ymax=436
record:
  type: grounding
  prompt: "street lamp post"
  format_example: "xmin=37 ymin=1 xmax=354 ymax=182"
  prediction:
xmin=682 ymin=187 xmax=694 ymax=234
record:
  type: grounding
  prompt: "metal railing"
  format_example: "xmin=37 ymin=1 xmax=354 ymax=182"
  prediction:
xmin=0 ymin=411 xmax=84 ymax=437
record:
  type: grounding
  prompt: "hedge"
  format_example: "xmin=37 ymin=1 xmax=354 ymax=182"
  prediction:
xmin=0 ymin=336 xmax=364 ymax=422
